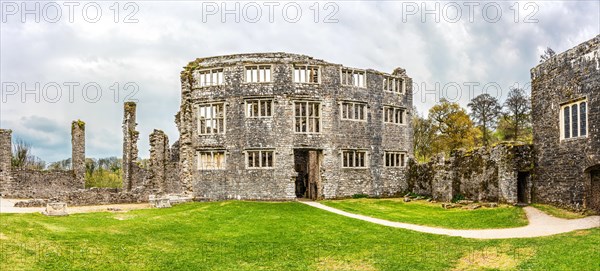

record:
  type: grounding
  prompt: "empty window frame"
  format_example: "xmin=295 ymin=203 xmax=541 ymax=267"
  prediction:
xmin=198 ymin=103 xmax=225 ymax=134
xmin=341 ymin=150 xmax=368 ymax=168
xmin=340 ymin=101 xmax=367 ymax=121
xmin=383 ymin=76 xmax=404 ymax=93
xmin=246 ymin=150 xmax=274 ymax=168
xmin=294 ymin=101 xmax=321 ymax=133
xmin=245 ymin=65 xmax=272 ymax=83
xmin=198 ymin=68 xmax=224 ymax=87
xmin=245 ymin=99 xmax=273 ymax=118
xmin=384 ymin=151 xmax=406 ymax=167
xmin=341 ymin=68 xmax=366 ymax=88
xmin=294 ymin=65 xmax=320 ymax=83
xmin=197 ymin=150 xmax=226 ymax=170
xmin=383 ymin=106 xmax=405 ymax=124
xmin=560 ymin=99 xmax=587 ymax=140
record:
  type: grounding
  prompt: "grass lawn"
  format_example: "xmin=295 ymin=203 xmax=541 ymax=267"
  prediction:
xmin=0 ymin=201 xmax=598 ymax=270
xmin=531 ymin=204 xmax=589 ymax=219
xmin=321 ymin=198 xmax=528 ymax=229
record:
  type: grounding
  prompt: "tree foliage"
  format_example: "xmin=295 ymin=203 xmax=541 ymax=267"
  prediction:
xmin=428 ymin=99 xmax=479 ymax=155
xmin=503 ymin=87 xmax=532 ymax=142
xmin=412 ymin=109 xmax=435 ymax=162
xmin=468 ymin=94 xmax=502 ymax=146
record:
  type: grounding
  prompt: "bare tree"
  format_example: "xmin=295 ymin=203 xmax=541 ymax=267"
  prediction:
xmin=468 ymin=94 xmax=502 ymax=146
xmin=11 ymin=139 xmax=46 ymax=169
xmin=503 ymin=88 xmax=531 ymax=142
xmin=539 ymin=47 xmax=556 ymax=63
xmin=11 ymin=139 xmax=30 ymax=169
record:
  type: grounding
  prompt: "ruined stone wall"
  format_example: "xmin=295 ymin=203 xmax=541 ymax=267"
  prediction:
xmin=531 ymin=35 xmax=600 ymax=210
xmin=407 ymin=143 xmax=534 ymax=203
xmin=8 ymin=169 xmax=80 ymax=198
xmin=178 ymin=53 xmax=412 ymax=200
xmin=0 ymin=129 xmax=12 ymax=195
xmin=122 ymin=102 xmax=139 ymax=191
xmin=2 ymin=121 xmax=86 ymax=198
xmin=147 ymin=129 xmax=181 ymax=195
xmin=71 ymin=120 xmax=86 ymax=187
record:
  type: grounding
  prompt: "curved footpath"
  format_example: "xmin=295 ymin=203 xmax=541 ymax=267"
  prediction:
xmin=300 ymin=201 xmax=600 ymax=239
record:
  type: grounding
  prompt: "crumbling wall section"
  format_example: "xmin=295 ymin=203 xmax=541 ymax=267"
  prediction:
xmin=0 ymin=129 xmax=12 ymax=195
xmin=408 ymin=143 xmax=534 ymax=203
xmin=71 ymin=120 xmax=86 ymax=188
xmin=122 ymin=102 xmax=139 ymax=191
xmin=9 ymin=169 xmax=80 ymax=198
xmin=147 ymin=129 xmax=181 ymax=194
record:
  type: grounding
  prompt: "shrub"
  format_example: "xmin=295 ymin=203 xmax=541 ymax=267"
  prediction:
xmin=352 ymin=194 xmax=369 ymax=199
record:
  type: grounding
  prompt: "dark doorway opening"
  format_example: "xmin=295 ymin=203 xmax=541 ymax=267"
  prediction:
xmin=294 ymin=149 xmax=321 ymax=200
xmin=589 ymin=170 xmax=600 ymax=213
xmin=517 ymin=171 xmax=530 ymax=203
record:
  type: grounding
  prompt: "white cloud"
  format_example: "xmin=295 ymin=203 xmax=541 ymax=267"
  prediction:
xmin=1 ymin=0 xmax=598 ymax=162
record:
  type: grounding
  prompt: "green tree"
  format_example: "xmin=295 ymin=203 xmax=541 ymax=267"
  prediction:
xmin=503 ymin=87 xmax=531 ymax=142
xmin=468 ymin=94 xmax=502 ymax=146
xmin=428 ymin=99 xmax=478 ymax=154
xmin=412 ymin=109 xmax=435 ymax=162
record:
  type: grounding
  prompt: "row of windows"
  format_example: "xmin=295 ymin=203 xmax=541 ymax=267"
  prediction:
xmin=198 ymin=101 xmax=406 ymax=135
xmin=561 ymin=99 xmax=587 ymax=140
xmin=196 ymin=150 xmax=407 ymax=170
xmin=196 ymin=66 xmax=404 ymax=92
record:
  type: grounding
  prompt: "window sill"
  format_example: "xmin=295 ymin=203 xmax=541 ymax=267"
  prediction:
xmin=340 ymin=119 xmax=367 ymax=122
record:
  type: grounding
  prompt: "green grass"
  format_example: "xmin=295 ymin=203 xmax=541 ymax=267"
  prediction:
xmin=531 ymin=204 xmax=588 ymax=219
xmin=0 ymin=201 xmax=598 ymax=270
xmin=321 ymin=198 xmax=528 ymax=229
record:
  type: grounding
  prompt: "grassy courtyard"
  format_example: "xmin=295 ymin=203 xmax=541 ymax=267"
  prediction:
xmin=0 ymin=201 xmax=598 ymax=270
xmin=321 ymin=198 xmax=528 ymax=229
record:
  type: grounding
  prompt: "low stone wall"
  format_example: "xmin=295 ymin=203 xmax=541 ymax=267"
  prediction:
xmin=7 ymin=169 xmax=84 ymax=199
xmin=59 ymin=188 xmax=147 ymax=206
xmin=407 ymin=143 xmax=534 ymax=203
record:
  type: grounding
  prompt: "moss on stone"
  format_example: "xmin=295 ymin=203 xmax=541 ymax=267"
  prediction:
xmin=72 ymin=119 xmax=85 ymax=130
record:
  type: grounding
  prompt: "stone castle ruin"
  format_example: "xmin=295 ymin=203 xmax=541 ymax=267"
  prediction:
xmin=0 ymin=38 xmax=598 ymax=213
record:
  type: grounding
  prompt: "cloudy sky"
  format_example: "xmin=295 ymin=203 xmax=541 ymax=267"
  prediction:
xmin=1 ymin=0 xmax=598 ymax=163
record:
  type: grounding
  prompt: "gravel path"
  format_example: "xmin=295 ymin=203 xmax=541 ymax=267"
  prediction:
xmin=300 ymin=201 xmax=600 ymax=239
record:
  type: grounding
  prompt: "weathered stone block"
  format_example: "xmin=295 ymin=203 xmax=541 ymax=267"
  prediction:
xmin=43 ymin=202 xmax=68 ymax=216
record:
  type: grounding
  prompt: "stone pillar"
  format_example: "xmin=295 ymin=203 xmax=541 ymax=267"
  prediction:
xmin=71 ymin=120 xmax=86 ymax=188
xmin=123 ymin=102 xmax=139 ymax=191
xmin=0 ymin=129 xmax=13 ymax=195
xmin=149 ymin=130 xmax=169 ymax=194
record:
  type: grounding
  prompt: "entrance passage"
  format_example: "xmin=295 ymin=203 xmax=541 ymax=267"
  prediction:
xmin=590 ymin=170 xmax=600 ymax=213
xmin=294 ymin=149 xmax=321 ymax=200
xmin=517 ymin=171 xmax=530 ymax=203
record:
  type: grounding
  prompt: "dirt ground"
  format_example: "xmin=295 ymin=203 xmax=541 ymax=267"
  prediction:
xmin=0 ymin=198 xmax=152 ymax=214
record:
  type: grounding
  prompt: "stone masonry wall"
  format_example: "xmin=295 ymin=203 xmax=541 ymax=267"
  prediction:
xmin=0 ymin=129 xmax=12 ymax=195
xmin=123 ymin=102 xmax=139 ymax=191
xmin=178 ymin=53 xmax=412 ymax=200
xmin=71 ymin=120 xmax=86 ymax=187
xmin=531 ymin=35 xmax=600 ymax=211
xmin=8 ymin=169 xmax=81 ymax=198
xmin=407 ymin=143 xmax=534 ymax=203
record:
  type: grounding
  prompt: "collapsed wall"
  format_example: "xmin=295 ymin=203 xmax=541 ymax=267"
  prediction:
xmin=1 ymin=122 xmax=87 ymax=199
xmin=407 ymin=143 xmax=534 ymax=203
